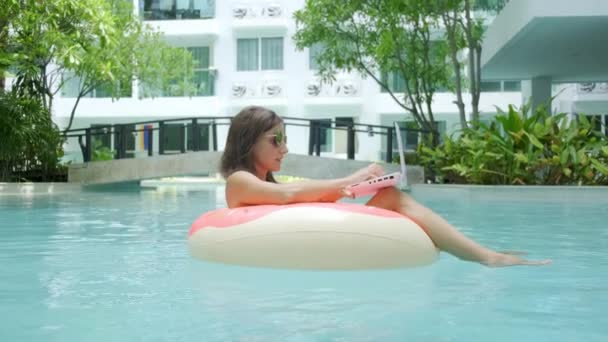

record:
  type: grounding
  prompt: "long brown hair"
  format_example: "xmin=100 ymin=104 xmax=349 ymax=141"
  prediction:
xmin=220 ymin=106 xmax=283 ymax=182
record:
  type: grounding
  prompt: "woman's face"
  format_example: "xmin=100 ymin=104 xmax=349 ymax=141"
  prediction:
xmin=251 ymin=123 xmax=289 ymax=177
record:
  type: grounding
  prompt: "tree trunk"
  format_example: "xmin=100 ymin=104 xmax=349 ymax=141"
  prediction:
xmin=464 ymin=0 xmax=480 ymax=122
xmin=443 ymin=12 xmax=468 ymax=130
xmin=63 ymin=85 xmax=92 ymax=134
xmin=472 ymin=45 xmax=482 ymax=121
xmin=64 ymin=93 xmax=83 ymax=134
xmin=0 ymin=15 xmax=7 ymax=93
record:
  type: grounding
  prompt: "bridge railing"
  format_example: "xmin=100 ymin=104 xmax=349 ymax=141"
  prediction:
xmin=63 ymin=116 xmax=436 ymax=164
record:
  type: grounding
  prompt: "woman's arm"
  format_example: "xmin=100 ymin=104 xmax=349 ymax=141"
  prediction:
xmin=225 ymin=164 xmax=384 ymax=208
xmin=226 ymin=171 xmax=350 ymax=208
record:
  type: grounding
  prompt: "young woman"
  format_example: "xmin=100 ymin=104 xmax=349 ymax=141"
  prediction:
xmin=220 ymin=106 xmax=551 ymax=267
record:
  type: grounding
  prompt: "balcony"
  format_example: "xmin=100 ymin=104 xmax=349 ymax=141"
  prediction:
xmin=481 ymin=0 xmax=608 ymax=82
xmin=231 ymin=2 xmax=288 ymax=35
xmin=139 ymin=69 xmax=217 ymax=98
xmin=305 ymin=79 xmax=360 ymax=98
xmin=231 ymin=79 xmax=284 ymax=99
xmin=229 ymin=73 xmax=288 ymax=110
xmin=303 ymin=77 xmax=363 ymax=111
xmin=140 ymin=0 xmax=215 ymax=21
xmin=578 ymin=83 xmax=608 ymax=95
xmin=571 ymin=82 xmax=608 ymax=115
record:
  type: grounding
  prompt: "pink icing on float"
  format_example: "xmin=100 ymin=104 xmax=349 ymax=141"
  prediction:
xmin=188 ymin=202 xmax=439 ymax=270
xmin=189 ymin=202 xmax=403 ymax=235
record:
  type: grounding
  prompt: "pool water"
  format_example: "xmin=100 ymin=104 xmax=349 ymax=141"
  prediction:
xmin=1 ymin=185 xmax=607 ymax=341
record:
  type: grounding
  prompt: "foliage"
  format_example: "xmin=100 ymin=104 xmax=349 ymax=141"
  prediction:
xmin=5 ymin=0 xmax=195 ymax=131
xmin=293 ymin=0 xmax=451 ymax=142
xmin=473 ymin=0 xmax=510 ymax=13
xmin=0 ymin=91 xmax=65 ymax=182
xmin=436 ymin=0 xmax=482 ymax=128
xmin=91 ymin=140 xmax=114 ymax=161
xmin=0 ymin=0 xmax=19 ymax=89
xmin=1 ymin=0 xmax=197 ymax=181
xmin=435 ymin=0 xmax=511 ymax=128
xmin=418 ymin=104 xmax=608 ymax=185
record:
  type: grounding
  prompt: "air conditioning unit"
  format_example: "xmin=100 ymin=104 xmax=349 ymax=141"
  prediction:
xmin=263 ymin=82 xmax=282 ymax=97
xmin=341 ymin=81 xmax=358 ymax=96
xmin=306 ymin=82 xmax=321 ymax=96
xmin=232 ymin=84 xmax=247 ymax=97
xmin=579 ymin=83 xmax=595 ymax=93
xmin=232 ymin=7 xmax=248 ymax=19
xmin=263 ymin=4 xmax=282 ymax=17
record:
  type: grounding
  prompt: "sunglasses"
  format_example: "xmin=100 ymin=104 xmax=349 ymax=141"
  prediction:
xmin=265 ymin=130 xmax=287 ymax=147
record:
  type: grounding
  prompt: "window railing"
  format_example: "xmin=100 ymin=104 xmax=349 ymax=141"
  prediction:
xmin=138 ymin=69 xmax=216 ymax=98
xmin=141 ymin=0 xmax=215 ymax=21
xmin=192 ymin=69 xmax=216 ymax=96
xmin=474 ymin=0 xmax=510 ymax=14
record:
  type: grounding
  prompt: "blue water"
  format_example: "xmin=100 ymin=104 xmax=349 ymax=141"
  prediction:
xmin=1 ymin=185 xmax=607 ymax=341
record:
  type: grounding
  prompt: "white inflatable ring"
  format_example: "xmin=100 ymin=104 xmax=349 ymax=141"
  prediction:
xmin=188 ymin=202 xmax=438 ymax=270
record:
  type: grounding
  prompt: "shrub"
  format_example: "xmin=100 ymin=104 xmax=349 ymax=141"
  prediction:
xmin=418 ymin=104 xmax=608 ymax=185
xmin=0 ymin=91 xmax=66 ymax=182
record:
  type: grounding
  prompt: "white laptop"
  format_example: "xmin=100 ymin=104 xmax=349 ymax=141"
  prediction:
xmin=344 ymin=122 xmax=408 ymax=197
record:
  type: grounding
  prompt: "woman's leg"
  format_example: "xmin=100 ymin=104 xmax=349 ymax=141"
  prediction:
xmin=365 ymin=187 xmax=551 ymax=267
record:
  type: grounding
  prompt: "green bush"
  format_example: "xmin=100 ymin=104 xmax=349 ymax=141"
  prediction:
xmin=418 ymin=104 xmax=608 ymax=185
xmin=0 ymin=91 xmax=66 ymax=182
xmin=91 ymin=139 xmax=114 ymax=161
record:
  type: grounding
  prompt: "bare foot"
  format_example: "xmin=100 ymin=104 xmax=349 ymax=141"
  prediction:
xmin=483 ymin=253 xmax=552 ymax=267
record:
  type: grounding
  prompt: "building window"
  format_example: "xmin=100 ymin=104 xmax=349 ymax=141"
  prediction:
xmin=236 ymin=39 xmax=258 ymax=71
xmin=585 ymin=115 xmax=605 ymax=134
xmin=141 ymin=0 xmax=215 ymax=21
xmin=188 ymin=47 xmax=214 ymax=96
xmin=503 ymin=81 xmax=521 ymax=92
xmin=481 ymin=80 xmax=522 ymax=92
xmin=380 ymin=71 xmax=407 ymax=93
xmin=140 ymin=46 xmax=215 ymax=97
xmin=309 ymin=43 xmax=325 ymax=70
xmin=61 ymin=73 xmax=132 ymax=98
xmin=237 ymin=37 xmax=284 ymax=71
xmin=480 ymin=81 xmax=502 ymax=92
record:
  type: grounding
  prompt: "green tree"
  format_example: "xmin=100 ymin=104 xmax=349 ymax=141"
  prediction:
xmin=293 ymin=0 xmax=451 ymax=143
xmin=0 ymin=92 xmax=64 ymax=182
xmin=438 ymin=0 xmax=507 ymax=126
xmin=0 ymin=0 xmax=19 ymax=90
xmin=7 ymin=0 xmax=195 ymax=132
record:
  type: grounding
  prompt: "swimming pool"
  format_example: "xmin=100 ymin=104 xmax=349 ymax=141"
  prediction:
xmin=1 ymin=184 xmax=607 ymax=341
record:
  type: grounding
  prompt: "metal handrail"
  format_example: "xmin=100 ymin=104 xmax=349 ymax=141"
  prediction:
xmin=63 ymin=115 xmax=436 ymax=163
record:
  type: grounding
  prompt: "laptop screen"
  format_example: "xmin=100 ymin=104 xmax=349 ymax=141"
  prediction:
xmin=394 ymin=122 xmax=407 ymax=186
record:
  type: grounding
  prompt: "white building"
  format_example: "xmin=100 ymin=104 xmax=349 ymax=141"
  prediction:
xmin=51 ymin=0 xmax=607 ymax=163
xmin=482 ymin=0 xmax=608 ymax=127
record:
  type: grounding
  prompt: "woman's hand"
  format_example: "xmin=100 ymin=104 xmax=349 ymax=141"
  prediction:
xmin=346 ymin=163 xmax=385 ymax=184
xmin=339 ymin=164 xmax=385 ymax=198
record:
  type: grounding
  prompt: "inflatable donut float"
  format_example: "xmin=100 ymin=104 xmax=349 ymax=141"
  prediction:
xmin=188 ymin=202 xmax=438 ymax=270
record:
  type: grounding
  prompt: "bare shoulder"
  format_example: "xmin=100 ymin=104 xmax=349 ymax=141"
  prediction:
xmin=226 ymin=170 xmax=258 ymax=187
xmin=225 ymin=171 xmax=260 ymax=208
